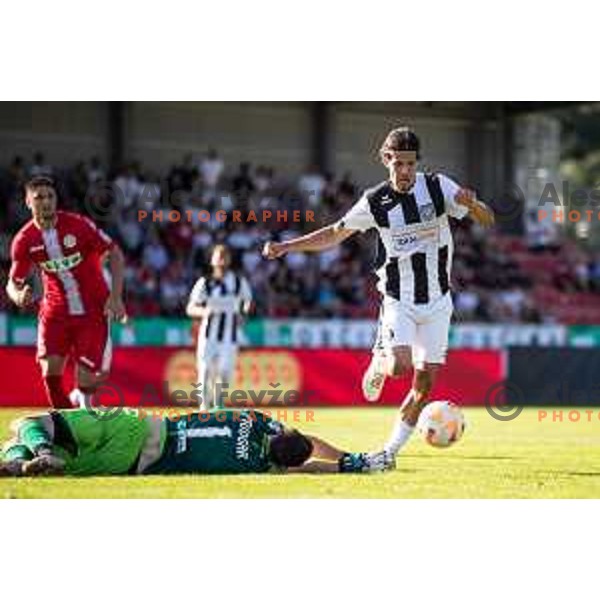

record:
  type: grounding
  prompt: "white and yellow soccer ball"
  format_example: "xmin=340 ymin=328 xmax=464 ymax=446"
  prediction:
xmin=417 ymin=401 xmax=466 ymax=448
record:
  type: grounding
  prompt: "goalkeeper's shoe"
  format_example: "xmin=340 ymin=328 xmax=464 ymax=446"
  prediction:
xmin=0 ymin=459 xmax=26 ymax=478
xmin=362 ymin=353 xmax=387 ymax=403
xmin=23 ymin=454 xmax=66 ymax=477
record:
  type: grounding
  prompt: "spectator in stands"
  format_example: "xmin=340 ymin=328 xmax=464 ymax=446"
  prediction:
xmin=455 ymin=290 xmax=481 ymax=321
xmin=497 ymin=285 xmax=527 ymax=321
xmin=29 ymin=151 xmax=53 ymax=177
xmin=589 ymin=254 xmax=600 ymax=292
xmin=7 ymin=156 xmax=26 ymax=189
xmin=525 ymin=209 xmax=560 ymax=252
xmin=116 ymin=209 xmax=145 ymax=259
xmin=232 ymin=162 xmax=255 ymax=203
xmin=68 ymin=161 xmax=89 ymax=202
xmin=142 ymin=229 xmax=169 ymax=273
xmin=159 ymin=261 xmax=189 ymax=315
xmin=86 ymin=156 xmax=106 ymax=183
xmin=167 ymin=153 xmax=196 ymax=197
xmin=0 ymin=157 xmax=26 ymax=222
xmin=138 ymin=170 xmax=162 ymax=210
xmin=199 ymin=148 xmax=224 ymax=190
xmin=114 ymin=163 xmax=143 ymax=209
xmin=254 ymin=165 xmax=273 ymax=194
xmin=298 ymin=164 xmax=326 ymax=207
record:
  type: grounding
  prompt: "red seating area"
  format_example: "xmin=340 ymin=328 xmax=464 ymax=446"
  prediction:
xmin=505 ymin=238 xmax=600 ymax=324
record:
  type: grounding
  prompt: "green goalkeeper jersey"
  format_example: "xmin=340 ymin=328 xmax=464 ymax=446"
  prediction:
xmin=49 ymin=408 xmax=283 ymax=476
xmin=144 ymin=410 xmax=284 ymax=475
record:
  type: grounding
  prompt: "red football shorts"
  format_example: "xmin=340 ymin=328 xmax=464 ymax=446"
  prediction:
xmin=37 ymin=313 xmax=112 ymax=374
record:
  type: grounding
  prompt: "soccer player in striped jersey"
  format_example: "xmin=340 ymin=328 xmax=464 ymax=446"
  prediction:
xmin=263 ymin=127 xmax=494 ymax=463
xmin=187 ymin=245 xmax=253 ymax=410
xmin=6 ymin=176 xmax=126 ymax=410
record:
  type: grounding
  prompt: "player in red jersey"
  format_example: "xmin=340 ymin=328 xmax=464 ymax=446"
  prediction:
xmin=5 ymin=176 xmax=127 ymax=409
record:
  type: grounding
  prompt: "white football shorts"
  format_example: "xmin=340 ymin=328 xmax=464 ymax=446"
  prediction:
xmin=374 ymin=293 xmax=453 ymax=369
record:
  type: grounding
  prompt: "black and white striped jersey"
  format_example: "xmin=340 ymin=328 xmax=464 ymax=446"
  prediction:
xmin=188 ymin=270 xmax=253 ymax=348
xmin=337 ymin=172 xmax=469 ymax=307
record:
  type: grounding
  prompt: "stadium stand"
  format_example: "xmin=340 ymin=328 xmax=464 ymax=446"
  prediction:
xmin=1 ymin=152 xmax=599 ymax=323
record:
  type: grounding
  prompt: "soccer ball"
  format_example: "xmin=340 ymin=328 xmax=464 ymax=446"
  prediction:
xmin=417 ymin=401 xmax=466 ymax=448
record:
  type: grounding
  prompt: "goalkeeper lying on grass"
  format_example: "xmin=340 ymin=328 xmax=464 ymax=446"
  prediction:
xmin=0 ymin=408 xmax=392 ymax=477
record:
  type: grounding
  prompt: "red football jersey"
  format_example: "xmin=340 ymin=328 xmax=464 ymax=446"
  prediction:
xmin=9 ymin=211 xmax=115 ymax=318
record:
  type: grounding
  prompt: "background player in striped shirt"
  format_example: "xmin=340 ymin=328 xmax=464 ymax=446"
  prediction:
xmin=6 ymin=177 xmax=127 ymax=410
xmin=187 ymin=244 xmax=253 ymax=410
xmin=263 ymin=127 xmax=494 ymax=463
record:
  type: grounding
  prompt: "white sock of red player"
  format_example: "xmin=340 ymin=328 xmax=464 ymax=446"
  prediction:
xmin=69 ymin=388 xmax=84 ymax=408
xmin=69 ymin=388 xmax=95 ymax=409
xmin=384 ymin=390 xmax=416 ymax=456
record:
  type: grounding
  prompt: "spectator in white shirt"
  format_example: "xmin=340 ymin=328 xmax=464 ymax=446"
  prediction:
xmin=117 ymin=210 xmax=145 ymax=257
xmin=114 ymin=164 xmax=143 ymax=209
xmin=143 ymin=231 xmax=169 ymax=273
xmin=199 ymin=148 xmax=224 ymax=190
xmin=455 ymin=290 xmax=481 ymax=320
xmin=298 ymin=164 xmax=326 ymax=207
xmin=29 ymin=152 xmax=53 ymax=177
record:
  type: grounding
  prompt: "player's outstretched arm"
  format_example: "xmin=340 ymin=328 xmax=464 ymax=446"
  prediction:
xmin=306 ymin=435 xmax=346 ymax=461
xmin=287 ymin=434 xmax=392 ymax=474
xmin=262 ymin=224 xmax=356 ymax=260
xmin=288 ymin=460 xmax=342 ymax=474
xmin=455 ymin=188 xmax=495 ymax=227
xmin=284 ymin=433 xmax=344 ymax=473
xmin=288 ymin=452 xmax=391 ymax=474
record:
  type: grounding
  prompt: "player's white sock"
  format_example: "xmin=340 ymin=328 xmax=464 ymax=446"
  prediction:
xmin=70 ymin=388 xmax=95 ymax=409
xmin=69 ymin=388 xmax=84 ymax=408
xmin=384 ymin=420 xmax=415 ymax=456
xmin=384 ymin=391 xmax=416 ymax=456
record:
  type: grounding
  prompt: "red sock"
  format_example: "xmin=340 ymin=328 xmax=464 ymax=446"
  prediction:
xmin=43 ymin=375 xmax=72 ymax=409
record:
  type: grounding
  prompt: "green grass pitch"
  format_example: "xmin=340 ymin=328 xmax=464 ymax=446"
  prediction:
xmin=1 ymin=407 xmax=599 ymax=498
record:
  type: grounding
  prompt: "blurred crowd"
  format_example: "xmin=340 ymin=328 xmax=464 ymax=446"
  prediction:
xmin=1 ymin=150 xmax=599 ymax=324
xmin=452 ymin=222 xmax=543 ymax=323
xmin=0 ymin=151 xmax=372 ymax=319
